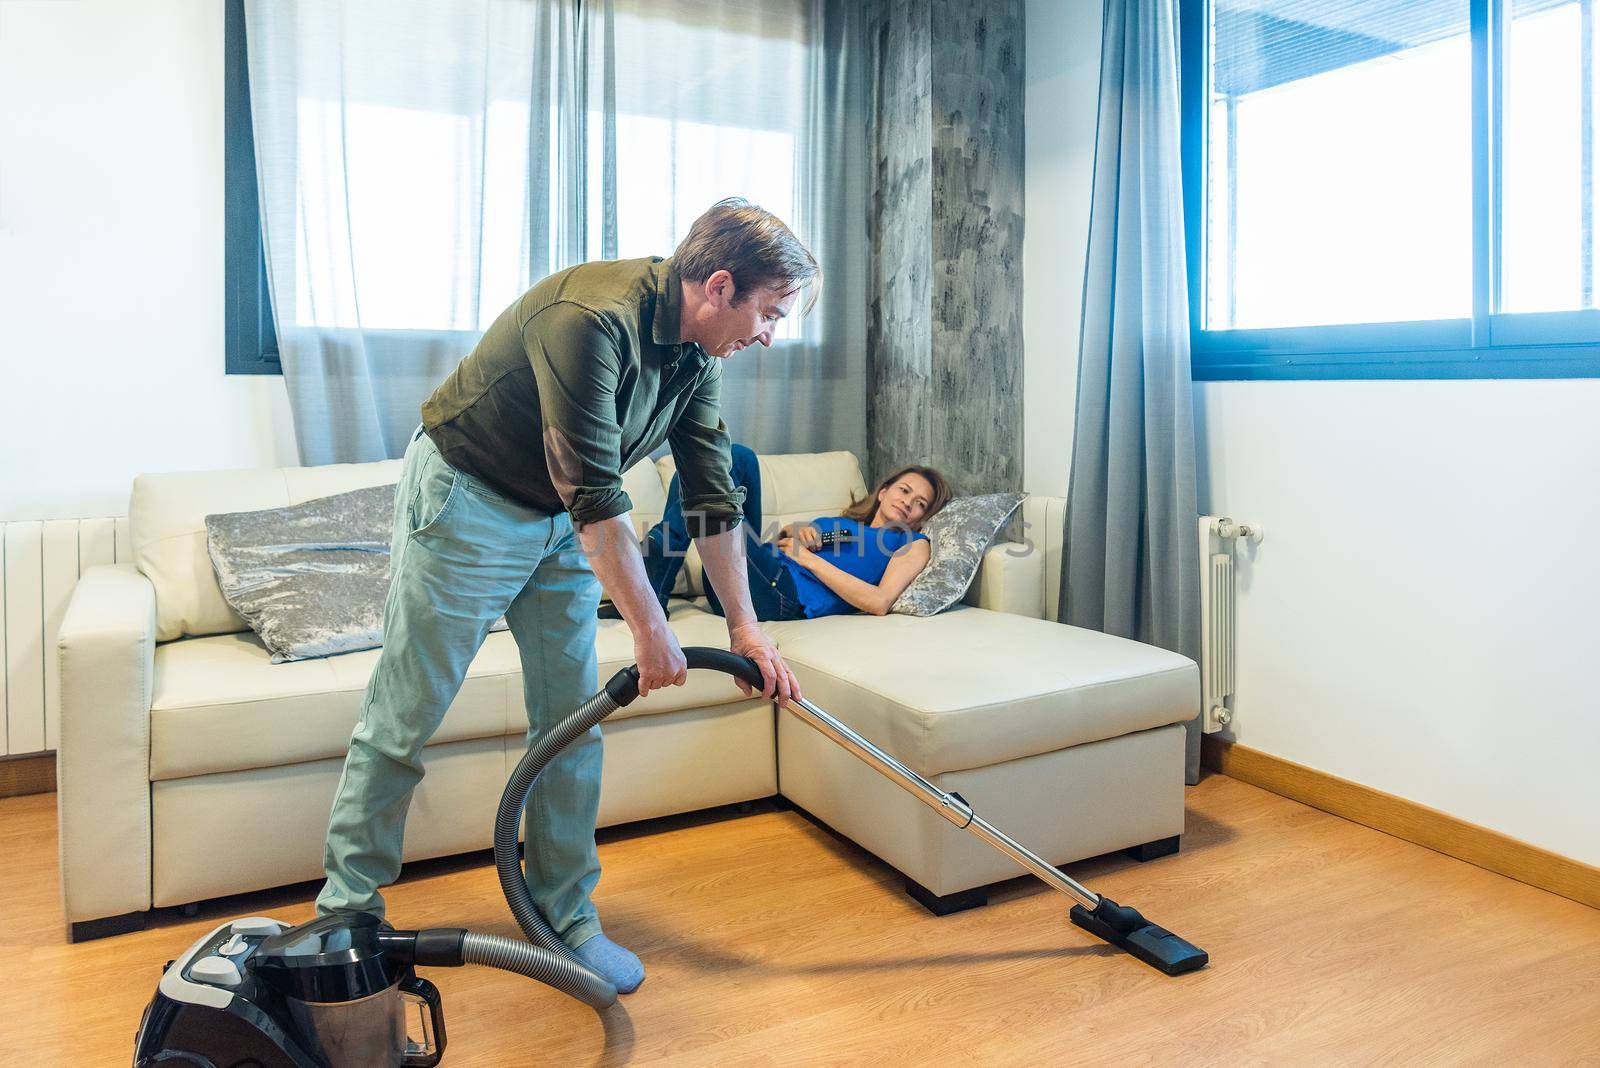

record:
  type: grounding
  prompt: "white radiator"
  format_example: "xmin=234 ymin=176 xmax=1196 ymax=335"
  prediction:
xmin=1 ymin=517 xmax=133 ymax=757
xmin=1197 ymin=515 xmax=1260 ymax=734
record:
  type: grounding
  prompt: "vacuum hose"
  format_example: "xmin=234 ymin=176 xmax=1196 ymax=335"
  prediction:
xmin=471 ymin=648 xmax=766 ymax=1008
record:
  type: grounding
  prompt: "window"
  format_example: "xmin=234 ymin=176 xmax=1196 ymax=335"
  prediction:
xmin=224 ymin=0 xmax=279 ymax=374
xmin=226 ymin=1 xmax=810 ymax=368
xmin=272 ymin=101 xmax=800 ymax=338
xmin=1184 ymin=0 xmax=1600 ymax=379
xmin=1503 ymin=0 xmax=1598 ymax=313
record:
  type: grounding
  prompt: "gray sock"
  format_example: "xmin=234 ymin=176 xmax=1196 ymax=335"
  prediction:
xmin=573 ymin=933 xmax=645 ymax=994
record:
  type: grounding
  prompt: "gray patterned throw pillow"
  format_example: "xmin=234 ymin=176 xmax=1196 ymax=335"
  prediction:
xmin=890 ymin=492 xmax=1026 ymax=617
xmin=206 ymin=484 xmax=506 ymax=663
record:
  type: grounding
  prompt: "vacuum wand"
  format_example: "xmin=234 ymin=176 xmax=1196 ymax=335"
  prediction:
xmin=610 ymin=650 xmax=1207 ymax=977
xmin=781 ymin=695 xmax=1207 ymax=976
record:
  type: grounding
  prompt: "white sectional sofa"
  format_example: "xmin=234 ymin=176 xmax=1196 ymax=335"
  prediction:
xmin=56 ymin=450 xmax=1198 ymax=940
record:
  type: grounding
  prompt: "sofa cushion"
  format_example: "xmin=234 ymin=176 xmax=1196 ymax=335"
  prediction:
xmin=150 ymin=603 xmax=749 ymax=780
xmin=761 ymin=606 xmax=1197 ymax=776
xmin=892 ymin=492 xmax=1026 ymax=617
xmin=206 ymin=484 xmax=399 ymax=663
xmin=134 ymin=461 xmax=403 ymax=642
xmin=149 ymin=629 xmax=519 ymax=780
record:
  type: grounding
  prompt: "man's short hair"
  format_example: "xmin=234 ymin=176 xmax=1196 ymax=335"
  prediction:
xmin=674 ymin=197 xmax=821 ymax=312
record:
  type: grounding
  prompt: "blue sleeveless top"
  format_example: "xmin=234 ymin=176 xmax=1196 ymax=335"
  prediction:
xmin=783 ymin=517 xmax=929 ymax=619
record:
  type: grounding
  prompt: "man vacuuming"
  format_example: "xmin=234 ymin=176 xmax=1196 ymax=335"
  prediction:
xmin=315 ymin=198 xmax=814 ymax=995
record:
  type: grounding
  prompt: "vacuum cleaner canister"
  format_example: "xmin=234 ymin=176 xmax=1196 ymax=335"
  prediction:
xmin=133 ymin=913 xmax=445 ymax=1068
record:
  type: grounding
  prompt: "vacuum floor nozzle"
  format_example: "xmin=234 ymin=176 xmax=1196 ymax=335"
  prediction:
xmin=1069 ymin=898 xmax=1208 ymax=976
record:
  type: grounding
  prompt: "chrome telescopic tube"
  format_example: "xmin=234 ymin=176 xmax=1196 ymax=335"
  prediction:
xmin=782 ymin=696 xmax=1101 ymax=913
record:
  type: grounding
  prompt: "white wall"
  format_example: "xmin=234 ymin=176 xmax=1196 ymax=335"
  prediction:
xmin=1025 ymin=0 xmax=1600 ymax=867
xmin=0 ymin=0 xmax=296 ymax=524
xmin=1197 ymin=381 xmax=1600 ymax=866
xmin=1022 ymin=0 xmax=1101 ymax=500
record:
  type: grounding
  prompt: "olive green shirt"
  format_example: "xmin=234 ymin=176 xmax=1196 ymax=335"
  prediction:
xmin=421 ymin=256 xmax=745 ymax=536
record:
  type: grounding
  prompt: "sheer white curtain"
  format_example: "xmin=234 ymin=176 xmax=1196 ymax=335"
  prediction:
xmin=244 ymin=0 xmax=866 ymax=466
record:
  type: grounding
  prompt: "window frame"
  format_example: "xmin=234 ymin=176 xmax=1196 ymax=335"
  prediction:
xmin=225 ymin=0 xmax=280 ymax=375
xmin=1183 ymin=0 xmax=1600 ymax=380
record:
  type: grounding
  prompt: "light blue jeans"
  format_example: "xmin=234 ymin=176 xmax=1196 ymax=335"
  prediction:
xmin=316 ymin=426 xmax=605 ymax=950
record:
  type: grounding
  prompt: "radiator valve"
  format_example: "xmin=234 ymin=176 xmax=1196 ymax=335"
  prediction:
xmin=1210 ymin=517 xmax=1263 ymax=544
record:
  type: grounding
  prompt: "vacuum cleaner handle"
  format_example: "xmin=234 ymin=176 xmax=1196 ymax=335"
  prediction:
xmin=398 ymin=972 xmax=446 ymax=1067
xmin=603 ymin=646 xmax=765 ymax=706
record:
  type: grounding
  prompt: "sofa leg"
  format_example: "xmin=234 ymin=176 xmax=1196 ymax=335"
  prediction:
xmin=69 ymin=911 xmax=148 ymax=943
xmin=904 ymin=878 xmax=988 ymax=916
xmin=1123 ymin=835 xmax=1181 ymax=863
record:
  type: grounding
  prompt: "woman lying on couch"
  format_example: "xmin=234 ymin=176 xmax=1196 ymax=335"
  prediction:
xmin=607 ymin=444 xmax=952 ymax=622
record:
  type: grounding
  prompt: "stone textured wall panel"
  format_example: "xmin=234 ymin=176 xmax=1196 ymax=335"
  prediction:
xmin=868 ymin=0 xmax=1023 ymax=499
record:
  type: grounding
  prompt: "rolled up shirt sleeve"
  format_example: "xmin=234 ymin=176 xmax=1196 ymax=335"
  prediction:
xmin=669 ymin=359 xmax=747 ymax=538
xmin=524 ymin=303 xmax=633 ymax=528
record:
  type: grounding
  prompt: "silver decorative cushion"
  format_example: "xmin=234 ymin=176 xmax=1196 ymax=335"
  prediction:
xmin=205 ymin=484 xmax=506 ymax=663
xmin=891 ymin=492 xmax=1027 ymax=617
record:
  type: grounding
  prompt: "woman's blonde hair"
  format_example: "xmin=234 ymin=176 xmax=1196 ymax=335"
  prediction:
xmin=842 ymin=465 xmax=953 ymax=530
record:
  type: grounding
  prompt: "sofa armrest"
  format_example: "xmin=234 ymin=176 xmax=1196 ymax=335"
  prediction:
xmin=56 ymin=563 xmax=156 ymax=931
xmin=963 ymin=542 xmax=1045 ymax=618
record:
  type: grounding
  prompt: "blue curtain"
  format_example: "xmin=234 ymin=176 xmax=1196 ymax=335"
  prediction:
xmin=1061 ymin=0 xmax=1202 ymax=783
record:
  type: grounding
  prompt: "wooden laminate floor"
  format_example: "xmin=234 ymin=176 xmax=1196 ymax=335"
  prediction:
xmin=2 ymin=773 xmax=1597 ymax=1066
